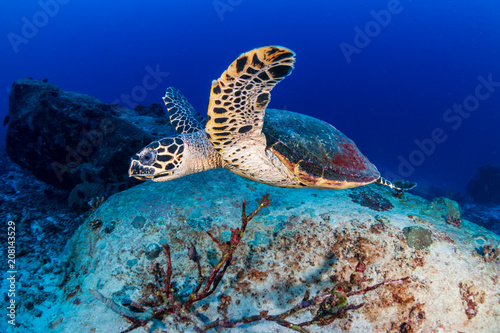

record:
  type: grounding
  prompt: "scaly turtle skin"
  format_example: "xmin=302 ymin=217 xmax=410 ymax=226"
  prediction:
xmin=129 ymin=46 xmax=416 ymax=194
xmin=164 ymin=87 xmax=204 ymax=134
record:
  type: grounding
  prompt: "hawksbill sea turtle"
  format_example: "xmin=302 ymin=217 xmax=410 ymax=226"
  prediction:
xmin=129 ymin=46 xmax=416 ymax=195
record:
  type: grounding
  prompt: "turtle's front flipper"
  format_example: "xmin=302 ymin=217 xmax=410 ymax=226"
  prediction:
xmin=375 ymin=177 xmax=417 ymax=196
xmin=205 ymin=46 xmax=295 ymax=156
xmin=204 ymin=46 xmax=297 ymax=186
xmin=163 ymin=87 xmax=204 ymax=134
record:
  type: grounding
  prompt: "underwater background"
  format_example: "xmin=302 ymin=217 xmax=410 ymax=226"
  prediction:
xmin=2 ymin=2 xmax=500 ymax=332
xmin=0 ymin=0 xmax=500 ymax=191
xmin=1 ymin=0 xmax=499 ymax=194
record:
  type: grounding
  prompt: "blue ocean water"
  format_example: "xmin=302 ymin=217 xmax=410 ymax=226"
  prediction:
xmin=1 ymin=0 xmax=499 ymax=194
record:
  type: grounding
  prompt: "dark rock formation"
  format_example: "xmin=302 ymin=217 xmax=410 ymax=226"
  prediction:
xmin=133 ymin=103 xmax=164 ymax=117
xmin=466 ymin=165 xmax=500 ymax=204
xmin=0 ymin=155 xmax=81 ymax=259
xmin=6 ymin=78 xmax=175 ymax=206
xmin=348 ymin=187 xmax=394 ymax=211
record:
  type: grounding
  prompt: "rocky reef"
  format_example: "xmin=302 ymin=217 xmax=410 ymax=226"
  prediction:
xmin=5 ymin=78 xmax=176 ymax=210
xmin=4 ymin=169 xmax=499 ymax=333
xmin=467 ymin=165 xmax=500 ymax=205
xmin=3 ymin=79 xmax=499 ymax=332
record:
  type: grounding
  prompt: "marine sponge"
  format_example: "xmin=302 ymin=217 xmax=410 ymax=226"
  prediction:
xmin=403 ymin=226 xmax=433 ymax=250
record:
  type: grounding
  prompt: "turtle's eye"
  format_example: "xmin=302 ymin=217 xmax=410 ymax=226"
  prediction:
xmin=140 ymin=148 xmax=157 ymax=166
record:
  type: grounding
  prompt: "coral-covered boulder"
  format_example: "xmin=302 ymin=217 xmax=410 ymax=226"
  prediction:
xmin=5 ymin=78 xmax=174 ymax=199
xmin=466 ymin=165 xmax=500 ymax=204
xmin=6 ymin=170 xmax=499 ymax=333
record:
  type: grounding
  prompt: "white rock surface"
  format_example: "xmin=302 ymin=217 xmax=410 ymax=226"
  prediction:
xmin=8 ymin=169 xmax=500 ymax=332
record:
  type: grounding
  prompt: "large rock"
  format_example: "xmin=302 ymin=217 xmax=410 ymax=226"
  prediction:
xmin=5 ymin=170 xmax=499 ymax=332
xmin=467 ymin=165 xmax=500 ymax=204
xmin=6 ymin=78 xmax=175 ymax=206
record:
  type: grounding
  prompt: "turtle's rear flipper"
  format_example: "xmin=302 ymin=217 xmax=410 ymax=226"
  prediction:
xmin=376 ymin=177 xmax=417 ymax=197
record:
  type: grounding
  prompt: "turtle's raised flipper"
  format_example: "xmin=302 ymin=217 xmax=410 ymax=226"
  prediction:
xmin=375 ymin=177 xmax=417 ymax=196
xmin=163 ymin=87 xmax=204 ymax=134
xmin=203 ymin=46 xmax=297 ymax=186
xmin=205 ymin=46 xmax=295 ymax=156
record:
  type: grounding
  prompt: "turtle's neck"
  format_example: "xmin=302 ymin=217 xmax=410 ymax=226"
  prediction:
xmin=181 ymin=131 xmax=225 ymax=174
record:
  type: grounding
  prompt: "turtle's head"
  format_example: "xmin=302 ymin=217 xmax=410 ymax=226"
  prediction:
xmin=129 ymin=136 xmax=188 ymax=182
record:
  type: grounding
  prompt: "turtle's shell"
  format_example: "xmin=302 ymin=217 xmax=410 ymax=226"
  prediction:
xmin=263 ymin=109 xmax=380 ymax=189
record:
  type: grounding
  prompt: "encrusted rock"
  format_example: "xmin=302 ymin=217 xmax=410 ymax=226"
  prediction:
xmin=68 ymin=182 xmax=104 ymax=212
xmin=131 ymin=216 xmax=146 ymax=229
xmin=5 ymin=167 xmax=500 ymax=333
xmin=145 ymin=243 xmax=162 ymax=260
xmin=5 ymin=78 xmax=174 ymax=199
xmin=429 ymin=196 xmax=462 ymax=220
xmin=349 ymin=187 xmax=394 ymax=211
xmin=403 ymin=226 xmax=433 ymax=250
xmin=466 ymin=165 xmax=500 ymax=204
xmin=103 ymin=221 xmax=116 ymax=234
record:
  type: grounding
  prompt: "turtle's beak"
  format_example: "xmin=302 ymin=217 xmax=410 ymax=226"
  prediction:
xmin=129 ymin=156 xmax=155 ymax=180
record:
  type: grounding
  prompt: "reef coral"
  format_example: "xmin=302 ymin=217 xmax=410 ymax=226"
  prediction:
xmin=474 ymin=244 xmax=500 ymax=263
xmin=88 ymin=196 xmax=105 ymax=211
xmin=402 ymin=226 xmax=433 ymax=250
xmin=445 ymin=214 xmax=462 ymax=228
xmin=458 ymin=281 xmax=486 ymax=320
